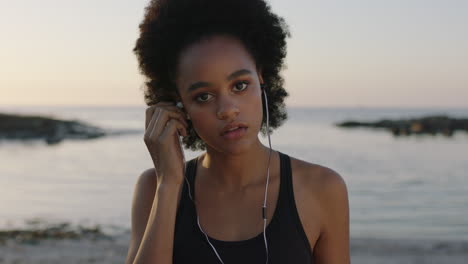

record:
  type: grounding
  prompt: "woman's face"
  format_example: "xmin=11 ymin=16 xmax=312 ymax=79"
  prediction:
xmin=175 ymin=34 xmax=264 ymax=155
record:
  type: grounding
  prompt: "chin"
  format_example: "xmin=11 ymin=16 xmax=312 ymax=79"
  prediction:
xmin=208 ymin=141 xmax=249 ymax=155
xmin=203 ymin=124 xmax=262 ymax=154
xmin=205 ymin=137 xmax=256 ymax=156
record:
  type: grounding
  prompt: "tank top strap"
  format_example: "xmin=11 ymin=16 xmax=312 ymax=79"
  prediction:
xmin=278 ymin=151 xmax=291 ymax=201
xmin=185 ymin=157 xmax=198 ymax=199
xmin=274 ymin=151 xmax=290 ymax=218
xmin=173 ymin=152 xmax=313 ymax=263
xmin=277 ymin=151 xmax=312 ymax=252
xmin=174 ymin=157 xmax=198 ymax=238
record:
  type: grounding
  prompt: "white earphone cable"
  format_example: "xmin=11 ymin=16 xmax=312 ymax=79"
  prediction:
xmin=262 ymin=88 xmax=271 ymax=264
xmin=177 ymin=87 xmax=272 ymax=263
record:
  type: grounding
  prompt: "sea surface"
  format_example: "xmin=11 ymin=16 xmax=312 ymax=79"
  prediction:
xmin=1 ymin=105 xmax=468 ymax=242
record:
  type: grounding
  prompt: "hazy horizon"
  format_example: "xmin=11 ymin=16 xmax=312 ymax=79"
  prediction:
xmin=1 ymin=0 xmax=467 ymax=108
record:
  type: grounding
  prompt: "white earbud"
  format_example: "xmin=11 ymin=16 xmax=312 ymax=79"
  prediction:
xmin=176 ymin=101 xmax=191 ymax=120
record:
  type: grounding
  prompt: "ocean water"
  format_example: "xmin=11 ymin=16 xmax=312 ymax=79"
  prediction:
xmin=1 ymin=105 xmax=467 ymax=242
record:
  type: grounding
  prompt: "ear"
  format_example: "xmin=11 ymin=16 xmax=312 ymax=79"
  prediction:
xmin=257 ymin=67 xmax=265 ymax=87
xmin=173 ymin=94 xmax=191 ymax=120
xmin=172 ymin=90 xmax=184 ymax=106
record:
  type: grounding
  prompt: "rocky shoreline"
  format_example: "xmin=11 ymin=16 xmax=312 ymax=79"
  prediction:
xmin=336 ymin=115 xmax=468 ymax=137
xmin=0 ymin=112 xmax=142 ymax=145
xmin=0 ymin=222 xmax=110 ymax=246
xmin=0 ymin=113 xmax=107 ymax=144
xmin=1 ymin=219 xmax=467 ymax=263
xmin=1 ymin=223 xmax=467 ymax=264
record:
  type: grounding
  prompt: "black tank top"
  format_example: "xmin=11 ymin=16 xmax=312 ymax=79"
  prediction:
xmin=173 ymin=152 xmax=313 ymax=264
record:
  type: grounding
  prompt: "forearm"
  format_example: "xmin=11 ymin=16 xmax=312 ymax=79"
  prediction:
xmin=132 ymin=183 xmax=183 ymax=264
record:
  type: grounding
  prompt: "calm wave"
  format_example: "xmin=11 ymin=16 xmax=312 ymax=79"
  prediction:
xmin=1 ymin=105 xmax=467 ymax=242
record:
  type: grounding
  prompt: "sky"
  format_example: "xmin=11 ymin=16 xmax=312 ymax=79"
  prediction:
xmin=1 ymin=0 xmax=467 ymax=108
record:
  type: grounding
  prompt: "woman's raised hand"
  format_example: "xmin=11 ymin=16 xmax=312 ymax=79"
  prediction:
xmin=144 ymin=102 xmax=189 ymax=186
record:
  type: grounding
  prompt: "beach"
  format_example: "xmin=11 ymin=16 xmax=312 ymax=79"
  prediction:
xmin=1 ymin=105 xmax=467 ymax=263
xmin=3 ymin=0 xmax=468 ymax=261
xmin=2 ymin=231 xmax=468 ymax=263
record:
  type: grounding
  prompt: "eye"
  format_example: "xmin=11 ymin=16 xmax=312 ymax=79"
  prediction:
xmin=195 ymin=93 xmax=213 ymax=102
xmin=233 ymin=81 xmax=249 ymax=92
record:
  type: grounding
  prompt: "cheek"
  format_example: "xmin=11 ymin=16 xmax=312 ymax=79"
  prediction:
xmin=187 ymin=89 xmax=264 ymax=139
xmin=188 ymin=111 xmax=214 ymax=140
xmin=248 ymin=90 xmax=264 ymax=128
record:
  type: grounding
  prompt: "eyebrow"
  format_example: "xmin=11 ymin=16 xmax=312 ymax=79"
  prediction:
xmin=187 ymin=69 xmax=252 ymax=93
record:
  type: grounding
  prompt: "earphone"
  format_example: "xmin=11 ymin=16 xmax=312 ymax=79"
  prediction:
xmin=176 ymin=84 xmax=272 ymax=264
xmin=176 ymin=101 xmax=190 ymax=120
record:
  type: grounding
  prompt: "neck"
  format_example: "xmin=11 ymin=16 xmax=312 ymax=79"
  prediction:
xmin=200 ymin=139 xmax=273 ymax=192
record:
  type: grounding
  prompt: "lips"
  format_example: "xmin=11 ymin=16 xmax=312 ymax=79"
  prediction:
xmin=220 ymin=122 xmax=248 ymax=136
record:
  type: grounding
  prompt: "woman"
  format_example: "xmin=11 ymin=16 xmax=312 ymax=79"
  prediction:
xmin=126 ymin=0 xmax=350 ymax=263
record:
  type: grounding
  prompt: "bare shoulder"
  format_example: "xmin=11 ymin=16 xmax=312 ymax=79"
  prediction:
xmin=135 ymin=168 xmax=158 ymax=197
xmin=289 ymin=156 xmax=350 ymax=263
xmin=125 ymin=168 xmax=157 ymax=264
xmin=131 ymin=168 xmax=158 ymax=232
xmin=289 ymin=156 xmax=348 ymax=200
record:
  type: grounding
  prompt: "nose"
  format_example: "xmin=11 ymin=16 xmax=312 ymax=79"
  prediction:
xmin=216 ymin=95 xmax=240 ymax=121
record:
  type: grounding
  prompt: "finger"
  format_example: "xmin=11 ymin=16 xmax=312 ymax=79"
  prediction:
xmin=148 ymin=105 xmax=189 ymax=128
xmin=177 ymin=124 xmax=188 ymax=137
xmin=155 ymin=109 xmax=188 ymax=132
xmin=148 ymin=109 xmax=188 ymax=139
xmin=145 ymin=106 xmax=157 ymax=130
xmin=163 ymin=119 xmax=186 ymax=165
xmin=145 ymin=108 xmax=162 ymax=137
xmin=159 ymin=118 xmax=187 ymax=142
xmin=145 ymin=102 xmax=181 ymax=129
xmin=159 ymin=105 xmax=189 ymax=126
xmin=162 ymin=117 xmax=188 ymax=138
xmin=145 ymin=105 xmax=167 ymax=130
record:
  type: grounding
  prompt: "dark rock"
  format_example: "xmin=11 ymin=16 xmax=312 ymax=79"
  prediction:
xmin=336 ymin=115 xmax=468 ymax=137
xmin=0 ymin=221 xmax=110 ymax=244
xmin=0 ymin=113 xmax=106 ymax=144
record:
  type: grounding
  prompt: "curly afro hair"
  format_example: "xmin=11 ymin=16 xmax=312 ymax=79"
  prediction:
xmin=134 ymin=0 xmax=291 ymax=151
